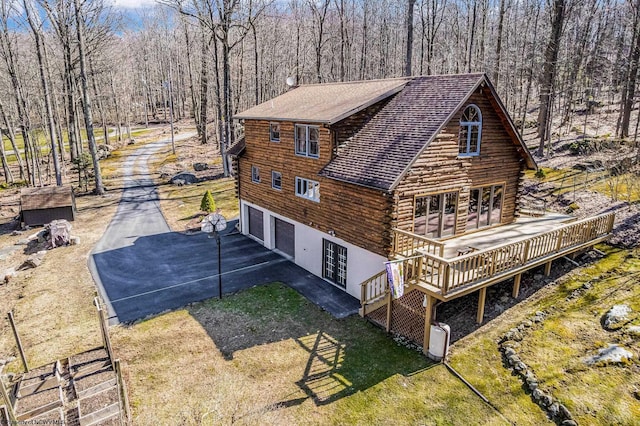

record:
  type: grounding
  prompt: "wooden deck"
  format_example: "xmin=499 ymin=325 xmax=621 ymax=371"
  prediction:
xmin=359 ymin=212 xmax=615 ymax=353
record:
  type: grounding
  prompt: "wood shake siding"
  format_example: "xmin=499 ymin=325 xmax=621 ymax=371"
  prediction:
xmin=239 ymin=120 xmax=392 ymax=256
xmin=393 ymin=88 xmax=524 ymax=235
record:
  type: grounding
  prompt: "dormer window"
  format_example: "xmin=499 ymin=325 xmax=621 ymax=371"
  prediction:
xmin=295 ymin=124 xmax=319 ymax=158
xmin=270 ymin=122 xmax=280 ymax=142
xmin=459 ymin=105 xmax=482 ymax=156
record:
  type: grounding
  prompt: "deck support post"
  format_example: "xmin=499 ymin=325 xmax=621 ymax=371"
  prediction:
xmin=477 ymin=287 xmax=487 ymax=324
xmin=544 ymin=260 xmax=553 ymax=276
xmin=512 ymin=274 xmax=522 ymax=298
xmin=422 ymin=294 xmax=434 ymax=356
xmin=385 ymin=291 xmax=392 ymax=333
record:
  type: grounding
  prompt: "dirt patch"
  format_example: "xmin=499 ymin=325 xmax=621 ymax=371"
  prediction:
xmin=79 ymin=386 xmax=119 ymax=415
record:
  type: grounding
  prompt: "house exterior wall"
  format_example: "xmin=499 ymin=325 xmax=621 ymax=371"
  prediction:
xmin=240 ymin=200 xmax=387 ymax=299
xmin=393 ymin=88 xmax=524 ymax=235
xmin=238 ymin=119 xmax=392 ymax=257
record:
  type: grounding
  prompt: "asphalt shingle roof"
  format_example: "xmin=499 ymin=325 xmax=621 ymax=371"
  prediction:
xmin=319 ymin=74 xmax=487 ymax=191
xmin=233 ymin=78 xmax=410 ymax=124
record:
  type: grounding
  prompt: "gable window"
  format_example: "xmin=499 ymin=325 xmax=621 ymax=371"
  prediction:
xmin=459 ymin=105 xmax=482 ymax=156
xmin=466 ymin=184 xmax=503 ymax=230
xmin=295 ymin=177 xmax=320 ymax=202
xmin=295 ymin=124 xmax=319 ymax=158
xmin=272 ymin=171 xmax=282 ymax=190
xmin=270 ymin=122 xmax=280 ymax=142
xmin=251 ymin=165 xmax=260 ymax=183
xmin=323 ymin=239 xmax=347 ymax=288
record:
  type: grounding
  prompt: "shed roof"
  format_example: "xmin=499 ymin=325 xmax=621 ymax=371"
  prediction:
xmin=319 ymin=73 xmax=536 ymax=190
xmin=20 ymin=186 xmax=75 ymax=211
xmin=233 ymin=78 xmax=410 ymax=124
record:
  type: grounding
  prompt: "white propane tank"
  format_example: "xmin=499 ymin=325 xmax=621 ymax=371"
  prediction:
xmin=427 ymin=323 xmax=450 ymax=361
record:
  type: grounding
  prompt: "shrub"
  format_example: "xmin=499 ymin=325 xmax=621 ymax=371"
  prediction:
xmin=535 ymin=168 xmax=547 ymax=179
xmin=200 ymin=190 xmax=217 ymax=213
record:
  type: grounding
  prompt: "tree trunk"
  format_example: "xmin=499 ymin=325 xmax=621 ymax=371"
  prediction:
xmin=75 ymin=0 xmax=104 ymax=195
xmin=620 ymin=0 xmax=640 ymax=138
xmin=537 ymin=0 xmax=566 ymax=157
xmin=405 ymin=0 xmax=417 ymax=76
xmin=24 ymin=0 xmax=62 ymax=186
xmin=198 ymin=27 xmax=210 ymax=145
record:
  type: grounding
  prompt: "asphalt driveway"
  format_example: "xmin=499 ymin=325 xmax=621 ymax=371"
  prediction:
xmin=89 ymin=136 xmax=358 ymax=324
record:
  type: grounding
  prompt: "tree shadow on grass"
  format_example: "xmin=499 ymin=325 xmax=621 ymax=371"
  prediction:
xmin=189 ymin=283 xmax=436 ymax=407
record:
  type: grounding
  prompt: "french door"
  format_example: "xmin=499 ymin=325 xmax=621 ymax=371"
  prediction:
xmin=323 ymin=239 xmax=347 ymax=288
xmin=413 ymin=192 xmax=458 ymax=238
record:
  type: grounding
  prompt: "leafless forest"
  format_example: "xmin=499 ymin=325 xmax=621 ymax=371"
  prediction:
xmin=0 ymin=0 xmax=637 ymax=190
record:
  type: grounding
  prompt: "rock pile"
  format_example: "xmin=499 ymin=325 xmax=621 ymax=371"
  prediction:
xmin=499 ymin=311 xmax=578 ymax=425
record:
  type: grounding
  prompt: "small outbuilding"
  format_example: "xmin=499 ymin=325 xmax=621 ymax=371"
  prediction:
xmin=20 ymin=186 xmax=76 ymax=227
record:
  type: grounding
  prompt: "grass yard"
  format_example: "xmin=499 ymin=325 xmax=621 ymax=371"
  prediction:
xmin=112 ymin=283 xmax=507 ymax=425
xmin=147 ymin=132 xmax=239 ymax=232
xmin=449 ymin=247 xmax=640 ymax=426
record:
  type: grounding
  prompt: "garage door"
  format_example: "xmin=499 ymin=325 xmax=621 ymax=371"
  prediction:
xmin=275 ymin=218 xmax=295 ymax=258
xmin=248 ymin=206 xmax=263 ymax=240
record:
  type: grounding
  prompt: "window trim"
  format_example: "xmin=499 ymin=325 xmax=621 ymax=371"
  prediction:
xmin=466 ymin=182 xmax=505 ymax=231
xmin=458 ymin=104 xmax=482 ymax=157
xmin=271 ymin=171 xmax=282 ymax=190
xmin=295 ymin=177 xmax=320 ymax=202
xmin=251 ymin=165 xmax=261 ymax=183
xmin=269 ymin=122 xmax=280 ymax=142
xmin=294 ymin=124 xmax=320 ymax=159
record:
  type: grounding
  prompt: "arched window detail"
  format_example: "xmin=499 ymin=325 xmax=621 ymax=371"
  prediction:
xmin=459 ymin=105 xmax=482 ymax=156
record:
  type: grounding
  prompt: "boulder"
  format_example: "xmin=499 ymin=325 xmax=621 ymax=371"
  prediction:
xmin=24 ymin=251 xmax=47 ymax=269
xmin=585 ymin=344 xmax=634 ymax=365
xmin=626 ymin=325 xmax=640 ymax=337
xmin=170 ymin=172 xmax=198 ymax=185
xmin=193 ymin=162 xmax=209 ymax=171
xmin=603 ymin=305 xmax=632 ymax=330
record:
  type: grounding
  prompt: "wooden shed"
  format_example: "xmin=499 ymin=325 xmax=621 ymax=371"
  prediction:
xmin=20 ymin=186 xmax=76 ymax=226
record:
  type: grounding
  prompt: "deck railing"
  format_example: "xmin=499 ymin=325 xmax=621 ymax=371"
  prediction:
xmin=417 ymin=212 xmax=615 ymax=296
xmin=359 ymin=255 xmax=425 ymax=311
xmin=392 ymin=228 xmax=445 ymax=257
xmin=360 ymin=270 xmax=388 ymax=306
xmin=361 ymin=213 xmax=615 ymax=306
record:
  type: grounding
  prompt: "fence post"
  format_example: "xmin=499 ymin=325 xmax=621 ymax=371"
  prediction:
xmin=385 ymin=290 xmax=392 ymax=333
xmin=114 ymin=359 xmax=131 ymax=424
xmin=94 ymin=298 xmax=113 ymax=364
xmin=555 ymin=229 xmax=564 ymax=252
xmin=523 ymin=240 xmax=531 ymax=263
xmin=7 ymin=311 xmax=29 ymax=373
xmin=0 ymin=372 xmax=17 ymax=423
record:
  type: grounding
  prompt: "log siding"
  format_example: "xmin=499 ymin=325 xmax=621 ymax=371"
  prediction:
xmin=393 ymin=88 xmax=525 ymax=237
xmin=239 ymin=119 xmax=393 ymax=257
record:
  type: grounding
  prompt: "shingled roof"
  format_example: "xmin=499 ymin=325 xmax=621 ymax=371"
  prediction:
xmin=233 ymin=78 xmax=410 ymax=124
xmin=319 ymin=73 xmax=535 ymax=191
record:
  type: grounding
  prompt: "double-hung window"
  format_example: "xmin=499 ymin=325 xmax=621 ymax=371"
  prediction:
xmin=295 ymin=124 xmax=319 ymax=158
xmin=272 ymin=171 xmax=282 ymax=190
xmin=295 ymin=177 xmax=320 ymax=202
xmin=270 ymin=122 xmax=280 ymax=142
xmin=251 ymin=165 xmax=260 ymax=183
xmin=459 ymin=105 xmax=482 ymax=156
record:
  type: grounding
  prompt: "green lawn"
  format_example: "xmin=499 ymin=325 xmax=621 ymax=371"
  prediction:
xmin=449 ymin=247 xmax=640 ymax=426
xmin=113 ymin=283 xmax=508 ymax=425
